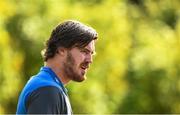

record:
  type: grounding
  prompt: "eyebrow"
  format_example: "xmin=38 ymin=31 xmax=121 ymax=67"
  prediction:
xmin=82 ymin=47 xmax=96 ymax=55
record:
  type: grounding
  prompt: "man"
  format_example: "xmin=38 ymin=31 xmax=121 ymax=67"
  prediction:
xmin=16 ymin=20 xmax=98 ymax=114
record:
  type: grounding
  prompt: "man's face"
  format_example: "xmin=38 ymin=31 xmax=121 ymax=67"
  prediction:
xmin=63 ymin=40 xmax=96 ymax=82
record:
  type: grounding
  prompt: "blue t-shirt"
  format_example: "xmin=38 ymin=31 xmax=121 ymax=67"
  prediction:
xmin=16 ymin=66 xmax=72 ymax=114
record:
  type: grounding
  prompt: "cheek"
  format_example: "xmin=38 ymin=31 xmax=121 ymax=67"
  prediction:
xmin=75 ymin=55 xmax=85 ymax=65
xmin=71 ymin=51 xmax=86 ymax=67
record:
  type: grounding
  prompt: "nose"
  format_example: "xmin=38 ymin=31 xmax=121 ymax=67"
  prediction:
xmin=86 ymin=54 xmax=93 ymax=64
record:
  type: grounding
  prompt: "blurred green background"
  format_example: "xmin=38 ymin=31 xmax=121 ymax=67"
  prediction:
xmin=0 ymin=0 xmax=180 ymax=114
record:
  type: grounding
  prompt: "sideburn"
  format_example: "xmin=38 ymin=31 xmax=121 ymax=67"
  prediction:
xmin=63 ymin=52 xmax=75 ymax=79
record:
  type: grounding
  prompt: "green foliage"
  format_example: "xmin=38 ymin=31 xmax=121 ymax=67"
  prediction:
xmin=0 ymin=0 xmax=180 ymax=113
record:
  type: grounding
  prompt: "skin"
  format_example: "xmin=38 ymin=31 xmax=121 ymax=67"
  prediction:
xmin=45 ymin=40 xmax=96 ymax=85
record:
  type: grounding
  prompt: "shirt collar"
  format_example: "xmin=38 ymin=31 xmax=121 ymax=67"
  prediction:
xmin=40 ymin=66 xmax=68 ymax=94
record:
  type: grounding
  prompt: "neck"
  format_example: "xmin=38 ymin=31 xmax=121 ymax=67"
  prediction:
xmin=44 ymin=60 xmax=70 ymax=85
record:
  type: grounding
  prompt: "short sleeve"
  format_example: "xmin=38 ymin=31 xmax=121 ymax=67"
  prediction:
xmin=26 ymin=86 xmax=67 ymax=114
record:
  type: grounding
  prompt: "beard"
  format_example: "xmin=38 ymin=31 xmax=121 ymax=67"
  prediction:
xmin=63 ymin=52 xmax=88 ymax=82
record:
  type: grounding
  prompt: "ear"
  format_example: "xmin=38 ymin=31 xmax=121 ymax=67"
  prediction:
xmin=57 ymin=47 xmax=67 ymax=56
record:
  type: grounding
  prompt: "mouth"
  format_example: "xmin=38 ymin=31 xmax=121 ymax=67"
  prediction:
xmin=80 ymin=64 xmax=89 ymax=72
xmin=81 ymin=66 xmax=88 ymax=71
xmin=80 ymin=62 xmax=90 ymax=74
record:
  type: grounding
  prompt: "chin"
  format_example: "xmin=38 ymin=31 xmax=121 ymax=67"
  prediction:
xmin=74 ymin=75 xmax=86 ymax=82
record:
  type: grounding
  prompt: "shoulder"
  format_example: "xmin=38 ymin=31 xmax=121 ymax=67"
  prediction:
xmin=27 ymin=86 xmax=65 ymax=105
xmin=23 ymin=72 xmax=61 ymax=94
xmin=26 ymin=86 xmax=67 ymax=114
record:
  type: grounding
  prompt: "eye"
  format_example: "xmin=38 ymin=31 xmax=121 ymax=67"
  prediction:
xmin=81 ymin=50 xmax=89 ymax=54
xmin=80 ymin=48 xmax=91 ymax=55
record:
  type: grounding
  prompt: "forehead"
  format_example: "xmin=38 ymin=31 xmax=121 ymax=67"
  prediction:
xmin=85 ymin=40 xmax=95 ymax=51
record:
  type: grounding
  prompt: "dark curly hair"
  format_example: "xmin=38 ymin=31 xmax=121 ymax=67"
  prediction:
xmin=42 ymin=20 xmax=98 ymax=61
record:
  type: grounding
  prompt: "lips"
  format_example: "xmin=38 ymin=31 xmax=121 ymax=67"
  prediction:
xmin=80 ymin=63 xmax=89 ymax=71
xmin=81 ymin=66 xmax=88 ymax=70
